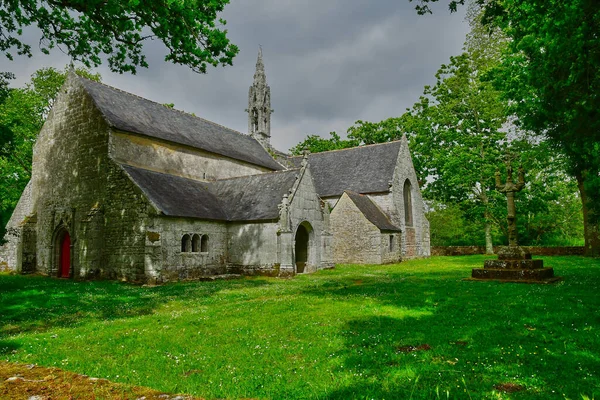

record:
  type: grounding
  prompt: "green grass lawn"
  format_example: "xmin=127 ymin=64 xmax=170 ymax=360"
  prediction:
xmin=1 ymin=256 xmax=599 ymax=399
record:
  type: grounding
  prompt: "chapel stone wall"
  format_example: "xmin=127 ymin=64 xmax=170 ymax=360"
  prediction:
xmin=110 ymin=131 xmax=271 ymax=181
xmin=368 ymin=193 xmax=398 ymax=224
xmin=287 ymin=168 xmax=332 ymax=272
xmin=145 ymin=217 xmax=228 ymax=282
xmin=330 ymin=194 xmax=382 ymax=264
xmin=381 ymin=232 xmax=402 ymax=264
xmin=226 ymin=221 xmax=281 ymax=275
xmin=30 ymin=75 xmax=150 ymax=281
xmin=391 ymin=138 xmax=430 ymax=258
xmin=0 ymin=181 xmax=33 ymax=271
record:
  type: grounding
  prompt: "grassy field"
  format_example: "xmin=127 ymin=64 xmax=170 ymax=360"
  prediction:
xmin=1 ymin=255 xmax=599 ymax=399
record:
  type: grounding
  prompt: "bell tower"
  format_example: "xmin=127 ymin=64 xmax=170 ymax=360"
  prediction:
xmin=247 ymin=47 xmax=272 ymax=149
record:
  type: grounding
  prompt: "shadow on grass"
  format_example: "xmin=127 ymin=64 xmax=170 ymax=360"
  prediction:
xmin=0 ymin=340 xmax=20 ymax=355
xmin=310 ymin=257 xmax=600 ymax=399
xmin=0 ymin=274 xmax=270 ymax=337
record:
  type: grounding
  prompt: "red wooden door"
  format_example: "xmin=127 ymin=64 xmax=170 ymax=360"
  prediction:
xmin=60 ymin=233 xmax=71 ymax=278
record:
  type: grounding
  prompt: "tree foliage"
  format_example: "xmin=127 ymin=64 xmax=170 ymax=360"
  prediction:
xmin=0 ymin=66 xmax=101 ymax=237
xmin=485 ymin=0 xmax=600 ymax=255
xmin=291 ymin=2 xmax=585 ymax=249
xmin=345 ymin=4 xmax=509 ymax=252
xmin=409 ymin=0 xmax=599 ymax=256
xmin=289 ymin=131 xmax=358 ymax=155
xmin=0 ymin=0 xmax=239 ymax=74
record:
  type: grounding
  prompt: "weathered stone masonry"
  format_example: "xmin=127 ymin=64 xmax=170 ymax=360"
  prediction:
xmin=30 ymin=77 xmax=154 ymax=281
xmin=0 ymin=50 xmax=429 ymax=281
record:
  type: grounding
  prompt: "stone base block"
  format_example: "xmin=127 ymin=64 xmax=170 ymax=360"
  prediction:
xmin=470 ymin=267 xmax=560 ymax=283
xmin=483 ymin=259 xmax=544 ymax=270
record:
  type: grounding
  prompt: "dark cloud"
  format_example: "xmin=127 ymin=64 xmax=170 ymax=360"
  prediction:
xmin=1 ymin=0 xmax=468 ymax=152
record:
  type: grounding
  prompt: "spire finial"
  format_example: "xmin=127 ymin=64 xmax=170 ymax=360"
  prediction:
xmin=248 ymin=45 xmax=272 ymax=149
xmin=254 ymin=46 xmax=265 ymax=82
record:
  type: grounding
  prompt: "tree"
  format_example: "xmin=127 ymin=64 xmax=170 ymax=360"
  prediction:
xmin=0 ymin=66 xmax=101 ymax=237
xmin=409 ymin=0 xmax=599 ymax=256
xmin=0 ymin=0 xmax=238 ymax=74
xmin=409 ymin=0 xmax=471 ymax=14
xmin=408 ymin=52 xmax=508 ymax=253
xmin=0 ymin=71 xmax=15 ymax=242
xmin=360 ymin=4 xmax=509 ymax=252
xmin=486 ymin=0 xmax=600 ymax=256
xmin=289 ymin=131 xmax=358 ymax=155
xmin=505 ymin=139 xmax=584 ymax=246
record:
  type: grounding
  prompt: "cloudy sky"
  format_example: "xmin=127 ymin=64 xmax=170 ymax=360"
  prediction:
xmin=3 ymin=1 xmax=469 ymax=153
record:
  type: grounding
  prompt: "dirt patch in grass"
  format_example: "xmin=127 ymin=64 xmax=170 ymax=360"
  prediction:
xmin=396 ymin=344 xmax=432 ymax=353
xmin=0 ymin=361 xmax=202 ymax=400
xmin=494 ymin=382 xmax=525 ymax=393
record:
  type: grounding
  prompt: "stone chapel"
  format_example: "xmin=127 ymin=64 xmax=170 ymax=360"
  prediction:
xmin=0 ymin=50 xmax=430 ymax=282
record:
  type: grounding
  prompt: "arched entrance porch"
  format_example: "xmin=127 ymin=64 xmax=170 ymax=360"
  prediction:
xmin=294 ymin=222 xmax=313 ymax=274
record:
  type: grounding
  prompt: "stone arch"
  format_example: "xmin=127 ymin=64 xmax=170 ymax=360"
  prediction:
xmin=181 ymin=234 xmax=191 ymax=253
xmin=191 ymin=234 xmax=200 ymax=252
xmin=294 ymin=221 xmax=314 ymax=274
xmin=52 ymin=225 xmax=72 ymax=278
xmin=201 ymin=235 xmax=209 ymax=253
xmin=403 ymin=179 xmax=413 ymax=227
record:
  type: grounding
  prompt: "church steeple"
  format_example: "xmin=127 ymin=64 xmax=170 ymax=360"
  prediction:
xmin=248 ymin=47 xmax=272 ymax=149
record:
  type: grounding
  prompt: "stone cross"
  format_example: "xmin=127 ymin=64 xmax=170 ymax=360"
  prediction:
xmin=495 ymin=165 xmax=525 ymax=247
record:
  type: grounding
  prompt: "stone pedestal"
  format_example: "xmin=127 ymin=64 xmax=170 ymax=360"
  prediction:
xmin=470 ymin=246 xmax=561 ymax=283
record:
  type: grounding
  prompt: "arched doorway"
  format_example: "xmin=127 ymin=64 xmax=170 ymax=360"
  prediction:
xmin=294 ymin=222 xmax=313 ymax=273
xmin=56 ymin=229 xmax=71 ymax=278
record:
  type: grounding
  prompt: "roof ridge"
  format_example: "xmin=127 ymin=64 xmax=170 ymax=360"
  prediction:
xmin=75 ymin=74 xmax=254 ymax=141
xmin=288 ymin=140 xmax=403 ymax=158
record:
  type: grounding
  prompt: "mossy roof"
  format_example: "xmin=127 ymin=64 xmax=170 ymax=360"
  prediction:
xmin=78 ymin=76 xmax=283 ymax=171
xmin=288 ymin=142 xmax=401 ymax=197
xmin=122 ymin=165 xmax=299 ymax=222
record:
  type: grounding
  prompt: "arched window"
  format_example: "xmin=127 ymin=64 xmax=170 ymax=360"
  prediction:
xmin=200 ymin=235 xmax=209 ymax=252
xmin=191 ymin=234 xmax=200 ymax=252
xmin=403 ymin=179 xmax=413 ymax=227
xmin=181 ymin=234 xmax=191 ymax=253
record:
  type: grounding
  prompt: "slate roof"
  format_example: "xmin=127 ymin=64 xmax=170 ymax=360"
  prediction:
xmin=345 ymin=191 xmax=401 ymax=232
xmin=288 ymin=141 xmax=402 ymax=197
xmin=122 ymin=165 xmax=299 ymax=221
xmin=77 ymin=76 xmax=283 ymax=171
xmin=122 ymin=165 xmax=226 ymax=220
xmin=211 ymin=171 xmax=299 ymax=221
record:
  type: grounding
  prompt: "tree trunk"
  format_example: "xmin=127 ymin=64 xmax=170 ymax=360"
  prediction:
xmin=480 ymin=183 xmax=495 ymax=255
xmin=484 ymin=219 xmax=494 ymax=254
xmin=576 ymin=173 xmax=600 ymax=257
